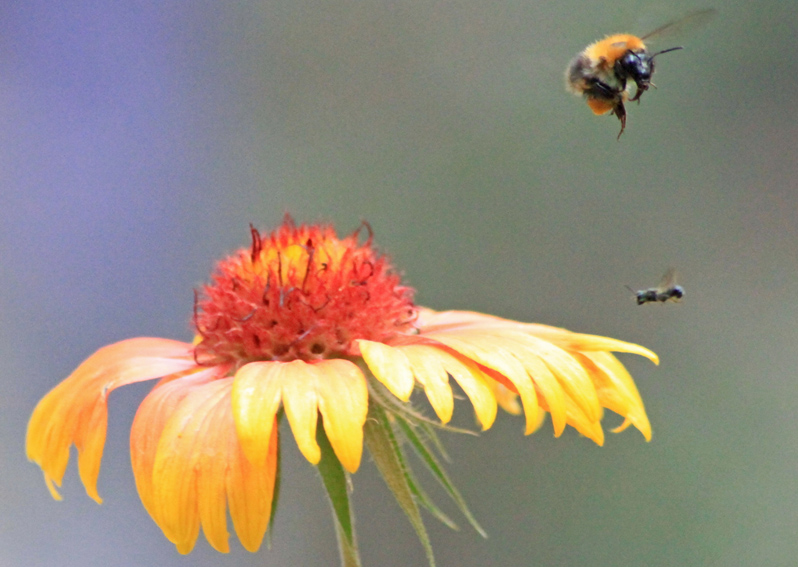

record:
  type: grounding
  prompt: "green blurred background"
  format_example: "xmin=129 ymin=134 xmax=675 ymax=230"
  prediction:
xmin=2 ymin=1 xmax=797 ymax=566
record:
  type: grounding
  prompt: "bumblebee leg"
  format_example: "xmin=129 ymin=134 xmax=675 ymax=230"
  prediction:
xmin=587 ymin=78 xmax=618 ymax=100
xmin=629 ymin=83 xmax=650 ymax=103
xmin=613 ymin=100 xmax=627 ymax=139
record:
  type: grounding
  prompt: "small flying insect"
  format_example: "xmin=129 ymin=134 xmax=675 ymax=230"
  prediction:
xmin=627 ymin=268 xmax=684 ymax=305
xmin=566 ymin=8 xmax=716 ymax=138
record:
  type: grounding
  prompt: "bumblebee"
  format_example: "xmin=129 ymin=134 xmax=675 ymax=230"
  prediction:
xmin=566 ymin=9 xmax=715 ymax=138
xmin=627 ymin=268 xmax=684 ymax=305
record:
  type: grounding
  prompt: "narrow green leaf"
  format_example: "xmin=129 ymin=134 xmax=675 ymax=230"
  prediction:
xmin=402 ymin=461 xmax=460 ymax=531
xmin=365 ymin=403 xmax=437 ymax=567
xmin=367 ymin=378 xmax=477 ymax=436
xmin=396 ymin=416 xmax=487 ymax=538
xmin=418 ymin=421 xmax=450 ymax=462
xmin=317 ymin=424 xmax=361 ymax=567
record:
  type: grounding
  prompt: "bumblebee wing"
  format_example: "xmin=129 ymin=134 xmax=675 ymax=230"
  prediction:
xmin=641 ymin=8 xmax=717 ymax=42
xmin=656 ymin=267 xmax=679 ymax=292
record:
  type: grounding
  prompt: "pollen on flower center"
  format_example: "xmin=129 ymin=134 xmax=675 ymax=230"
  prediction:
xmin=194 ymin=217 xmax=417 ymax=365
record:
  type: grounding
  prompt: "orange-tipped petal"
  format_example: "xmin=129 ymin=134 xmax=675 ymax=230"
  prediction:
xmin=357 ymin=340 xmax=415 ymax=400
xmin=26 ymin=338 xmax=196 ymax=502
xmin=231 ymin=362 xmax=284 ymax=467
xmin=423 ymin=332 xmax=540 ymax=435
xmin=490 ymin=381 xmax=522 ymax=415
xmin=398 ymin=345 xmax=455 ymax=424
xmin=510 ymin=349 xmax=568 ymax=437
xmin=152 ymin=378 xmax=277 ymax=554
xmin=131 ymin=367 xmax=225 ymax=528
xmin=228 ymin=420 xmax=278 ymax=552
xmin=563 ymin=394 xmax=605 ymax=446
xmin=524 ymin=327 xmax=659 ymax=365
xmin=434 ymin=349 xmax=498 ymax=430
xmin=581 ymin=351 xmax=652 ymax=441
xmin=497 ymin=331 xmax=602 ymax=423
xmin=312 ymin=359 xmax=368 ymax=473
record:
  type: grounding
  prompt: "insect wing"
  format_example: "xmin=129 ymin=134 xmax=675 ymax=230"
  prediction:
xmin=640 ymin=8 xmax=717 ymax=42
xmin=655 ymin=267 xmax=679 ymax=293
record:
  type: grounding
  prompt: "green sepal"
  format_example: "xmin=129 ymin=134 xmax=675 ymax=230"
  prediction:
xmin=317 ymin=423 xmax=361 ymax=567
xmin=365 ymin=402 xmax=437 ymax=567
xmin=367 ymin=378 xmax=478 ymax=437
xmin=395 ymin=415 xmax=487 ymax=538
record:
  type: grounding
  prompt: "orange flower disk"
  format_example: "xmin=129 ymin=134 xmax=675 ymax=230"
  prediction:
xmin=26 ymin=217 xmax=658 ymax=554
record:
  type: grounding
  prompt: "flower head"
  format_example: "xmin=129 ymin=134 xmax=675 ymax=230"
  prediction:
xmin=27 ymin=216 xmax=658 ymax=562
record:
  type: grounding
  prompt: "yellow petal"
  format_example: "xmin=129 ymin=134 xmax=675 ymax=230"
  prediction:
xmin=490 ymin=381 xmax=522 ymax=415
xmin=424 ymin=332 xmax=540 ymax=435
xmin=233 ymin=360 xmax=367 ymax=472
xmin=131 ymin=369 xmax=222 ymax=525
xmin=231 ymin=362 xmax=285 ymax=467
xmin=495 ymin=330 xmax=602 ymax=423
xmin=398 ymin=345 xmax=455 ymax=424
xmin=26 ymin=338 xmax=196 ymax=503
xmin=357 ymin=340 xmax=414 ymax=400
xmin=417 ymin=309 xmax=658 ymax=365
xmin=401 ymin=343 xmax=498 ymax=430
xmin=562 ymin=393 xmax=605 ymax=446
xmin=228 ymin=419 xmax=278 ymax=552
xmin=437 ymin=351 xmax=498 ymax=430
xmin=152 ymin=378 xmax=277 ymax=554
xmin=279 ymin=361 xmax=322 ymax=465
xmin=509 ymin=348 xmax=568 ymax=437
xmin=581 ymin=351 xmax=652 ymax=441
xmin=526 ymin=327 xmax=659 ymax=365
xmin=312 ymin=359 xmax=368 ymax=473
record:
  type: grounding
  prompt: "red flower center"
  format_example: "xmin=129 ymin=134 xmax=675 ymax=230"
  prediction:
xmin=194 ymin=217 xmax=417 ymax=365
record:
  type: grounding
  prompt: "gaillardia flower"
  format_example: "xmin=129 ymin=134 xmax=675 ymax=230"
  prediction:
xmin=27 ymin=217 xmax=658 ymax=565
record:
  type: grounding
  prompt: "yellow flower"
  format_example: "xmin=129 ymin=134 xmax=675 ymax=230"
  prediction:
xmin=26 ymin=217 xmax=657 ymax=561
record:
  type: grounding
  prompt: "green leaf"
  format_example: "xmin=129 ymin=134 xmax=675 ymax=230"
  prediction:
xmin=401 ymin=458 xmax=460 ymax=531
xmin=396 ymin=416 xmax=488 ymax=538
xmin=365 ymin=402 xmax=438 ymax=567
xmin=317 ymin=423 xmax=361 ymax=567
xmin=367 ymin=378 xmax=477 ymax=436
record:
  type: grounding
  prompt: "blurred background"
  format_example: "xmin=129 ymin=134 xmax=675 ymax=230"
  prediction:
xmin=2 ymin=1 xmax=797 ymax=566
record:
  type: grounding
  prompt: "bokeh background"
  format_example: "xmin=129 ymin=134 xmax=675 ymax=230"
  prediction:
xmin=2 ymin=1 xmax=797 ymax=566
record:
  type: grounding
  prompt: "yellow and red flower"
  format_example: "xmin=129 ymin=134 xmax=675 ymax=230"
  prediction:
xmin=27 ymin=217 xmax=657 ymax=560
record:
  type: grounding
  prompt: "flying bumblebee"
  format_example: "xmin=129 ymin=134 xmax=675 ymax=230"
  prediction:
xmin=566 ymin=9 xmax=716 ymax=138
xmin=627 ymin=268 xmax=684 ymax=305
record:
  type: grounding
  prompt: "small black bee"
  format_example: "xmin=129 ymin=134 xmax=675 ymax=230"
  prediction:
xmin=628 ymin=268 xmax=684 ymax=305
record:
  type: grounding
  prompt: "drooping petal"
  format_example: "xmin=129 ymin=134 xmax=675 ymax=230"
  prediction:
xmin=414 ymin=308 xmax=657 ymax=443
xmin=396 ymin=345 xmax=455 ymax=424
xmin=312 ymin=359 xmax=368 ymax=473
xmin=393 ymin=343 xmax=498 ymax=430
xmin=358 ymin=340 xmax=414 ymax=401
xmin=26 ymin=338 xmax=197 ymax=502
xmin=151 ymin=378 xmax=278 ymax=554
xmin=490 ymin=330 xmax=602 ymax=423
xmin=131 ymin=366 xmax=228 ymax=525
xmin=232 ymin=359 xmax=368 ymax=473
xmin=420 ymin=331 xmax=540 ymax=435
xmin=523 ymin=327 xmax=659 ymax=365
xmin=510 ymin=348 xmax=568 ymax=436
xmin=279 ymin=362 xmax=323 ymax=466
xmin=228 ymin=421 xmax=279 ymax=552
xmin=231 ymin=362 xmax=285 ymax=467
xmin=562 ymin=394 xmax=605 ymax=446
xmin=579 ymin=351 xmax=651 ymax=441
xmin=417 ymin=308 xmax=659 ymax=364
